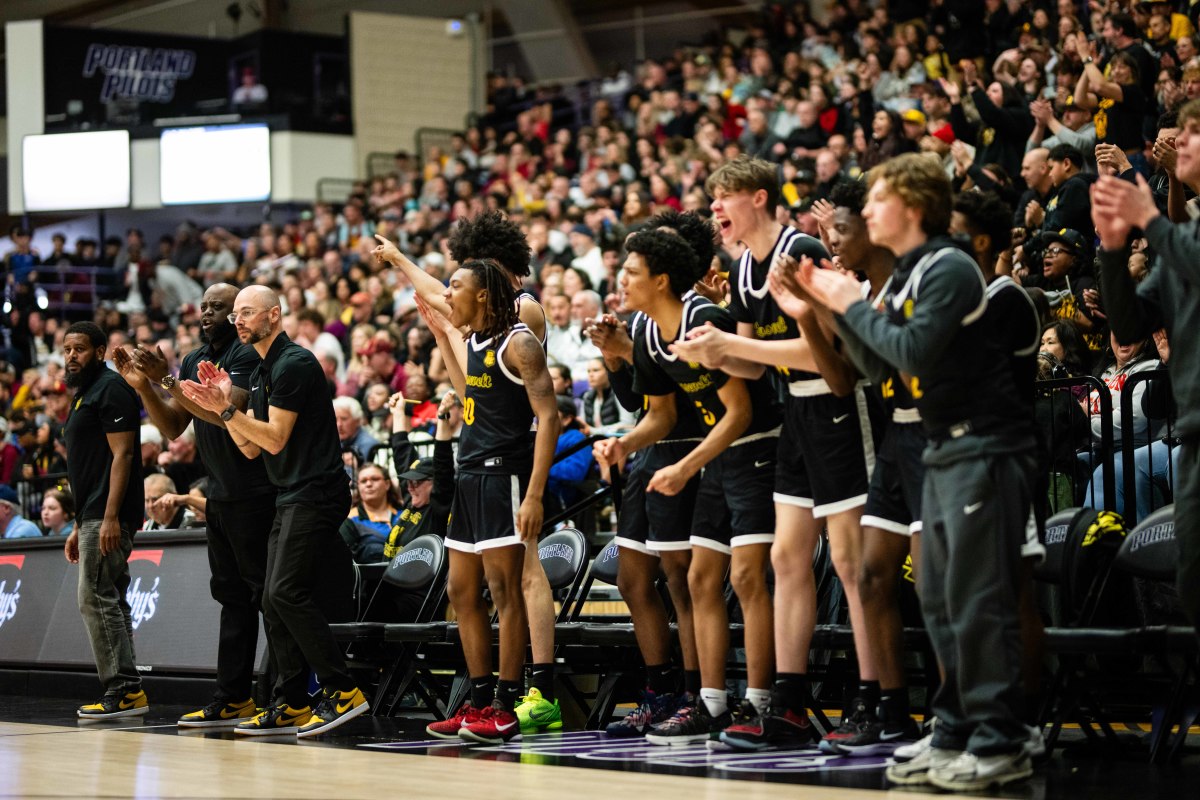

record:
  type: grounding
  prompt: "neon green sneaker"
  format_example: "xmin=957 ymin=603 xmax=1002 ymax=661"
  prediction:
xmin=514 ymin=687 xmax=562 ymax=733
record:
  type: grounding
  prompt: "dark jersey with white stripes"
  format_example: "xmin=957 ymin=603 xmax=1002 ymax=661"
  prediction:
xmin=632 ymin=296 xmax=781 ymax=435
xmin=727 ymin=226 xmax=830 ymax=386
xmin=516 ymin=291 xmax=548 ymax=349
xmin=458 ymin=325 xmax=536 ymax=474
xmin=626 ymin=311 xmax=707 ymax=441
xmin=864 ymin=277 xmax=920 ymax=418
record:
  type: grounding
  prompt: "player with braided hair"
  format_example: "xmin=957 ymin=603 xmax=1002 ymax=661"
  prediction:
xmin=427 ymin=258 xmax=559 ymax=745
xmin=380 ymin=214 xmax=563 ymax=733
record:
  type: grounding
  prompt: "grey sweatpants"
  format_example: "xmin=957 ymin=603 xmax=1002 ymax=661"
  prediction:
xmin=920 ymin=447 xmax=1034 ymax=756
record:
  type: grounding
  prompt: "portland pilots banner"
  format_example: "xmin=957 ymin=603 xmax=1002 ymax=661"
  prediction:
xmin=42 ymin=26 xmax=229 ymax=130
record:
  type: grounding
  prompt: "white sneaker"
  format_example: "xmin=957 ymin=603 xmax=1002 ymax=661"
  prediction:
xmin=885 ymin=743 xmax=961 ymax=786
xmin=928 ymin=749 xmax=1033 ymax=791
xmin=892 ymin=732 xmax=932 ymax=763
xmin=1026 ymin=724 xmax=1047 ymax=760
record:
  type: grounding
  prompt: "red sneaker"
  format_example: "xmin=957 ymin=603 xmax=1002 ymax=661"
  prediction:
xmin=426 ymin=703 xmax=484 ymax=739
xmin=720 ymin=701 xmax=816 ymax=751
xmin=459 ymin=703 xmax=522 ymax=744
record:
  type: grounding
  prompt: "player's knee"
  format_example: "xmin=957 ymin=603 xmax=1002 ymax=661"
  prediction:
xmin=828 ymin=547 xmax=860 ymax=588
xmin=770 ymin=541 xmax=812 ymax=581
xmin=729 ymin=561 xmax=768 ymax=600
xmin=660 ymin=559 xmax=690 ymax=593
xmin=858 ymin=558 xmax=896 ymax=602
xmin=447 ymin=577 xmax=477 ymax=610
xmin=488 ymin=574 xmax=520 ymax=608
xmin=616 ymin=568 xmax=653 ymax=607
xmin=687 ymin=564 xmax=723 ymax=599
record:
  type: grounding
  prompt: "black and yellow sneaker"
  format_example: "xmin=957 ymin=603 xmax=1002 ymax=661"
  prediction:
xmin=178 ymin=698 xmax=257 ymax=729
xmin=77 ymin=690 xmax=150 ymax=720
xmin=234 ymin=703 xmax=312 ymax=736
xmin=296 ymin=687 xmax=369 ymax=738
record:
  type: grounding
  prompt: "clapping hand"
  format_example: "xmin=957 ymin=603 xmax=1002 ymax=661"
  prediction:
xmin=180 ymin=361 xmax=233 ymax=414
xmin=111 ymin=346 xmax=147 ymax=390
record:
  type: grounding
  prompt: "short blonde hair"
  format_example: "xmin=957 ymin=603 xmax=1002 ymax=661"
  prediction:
xmin=705 ymin=155 xmax=781 ymax=210
xmin=865 ymin=153 xmax=952 ymax=237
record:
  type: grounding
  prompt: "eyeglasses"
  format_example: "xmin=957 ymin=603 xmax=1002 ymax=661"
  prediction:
xmin=1044 ymin=246 xmax=1070 ymax=257
xmin=227 ymin=308 xmax=265 ymax=324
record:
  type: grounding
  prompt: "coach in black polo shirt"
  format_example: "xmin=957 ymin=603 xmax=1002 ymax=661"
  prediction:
xmin=62 ymin=321 xmax=147 ymax=720
xmin=183 ymin=285 xmax=367 ymax=739
xmin=113 ymin=283 xmax=277 ymax=729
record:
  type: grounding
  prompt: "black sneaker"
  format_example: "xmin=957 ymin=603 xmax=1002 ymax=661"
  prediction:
xmin=604 ymin=690 xmax=682 ymax=737
xmin=835 ymin=716 xmax=922 ymax=757
xmin=645 ymin=696 xmax=730 ymax=746
xmin=178 ymin=698 xmax=257 ymax=728
xmin=77 ymin=690 xmax=149 ymax=720
xmin=818 ymin=697 xmax=871 ymax=754
xmin=720 ymin=700 xmax=817 ymax=751
xmin=296 ymin=687 xmax=369 ymax=738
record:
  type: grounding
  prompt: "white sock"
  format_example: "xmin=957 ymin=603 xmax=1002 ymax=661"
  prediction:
xmin=700 ymin=687 xmax=728 ymax=717
xmin=746 ymin=688 xmax=771 ymax=714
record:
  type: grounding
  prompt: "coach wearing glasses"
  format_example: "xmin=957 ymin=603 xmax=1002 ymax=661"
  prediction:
xmin=114 ymin=282 xmax=277 ymax=730
xmin=183 ymin=285 xmax=368 ymax=738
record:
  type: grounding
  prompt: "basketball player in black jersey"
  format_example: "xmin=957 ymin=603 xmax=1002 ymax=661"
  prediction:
xmin=421 ymin=258 xmax=559 ymax=744
xmin=596 ymin=228 xmax=782 ymax=745
xmin=798 ymin=154 xmax=1036 ymax=791
xmin=772 ymin=181 xmax=925 ymax=754
xmin=589 ymin=211 xmax=714 ymax=736
xmin=374 ymin=213 xmax=562 ymax=729
xmin=675 ymin=156 xmax=879 ymax=750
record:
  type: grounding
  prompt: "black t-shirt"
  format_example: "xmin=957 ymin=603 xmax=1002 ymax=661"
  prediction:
xmin=1042 ymin=174 xmax=1095 ymax=238
xmin=727 ymin=225 xmax=831 ymax=389
xmin=180 ymin=337 xmax=275 ymax=502
xmin=65 ymin=368 xmax=143 ymax=531
xmin=985 ymin=276 xmax=1042 ymax=417
xmin=248 ymin=333 xmax=349 ymax=508
xmin=632 ymin=296 xmax=781 ymax=436
xmin=1095 ymin=84 xmax=1146 ymax=151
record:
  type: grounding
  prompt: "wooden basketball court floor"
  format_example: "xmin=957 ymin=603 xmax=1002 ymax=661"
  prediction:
xmin=1 ymin=693 xmax=1196 ymax=800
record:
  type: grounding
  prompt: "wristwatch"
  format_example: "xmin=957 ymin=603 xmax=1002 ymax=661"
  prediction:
xmin=160 ymin=375 xmax=177 ymax=390
xmin=220 ymin=404 xmax=237 ymax=421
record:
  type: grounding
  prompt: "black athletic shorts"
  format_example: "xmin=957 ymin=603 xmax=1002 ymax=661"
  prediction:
xmin=615 ymin=439 xmax=701 ymax=556
xmin=446 ymin=471 xmax=529 ymax=554
xmin=691 ymin=431 xmax=778 ymax=554
xmin=775 ymin=383 xmax=882 ymax=518
xmin=862 ymin=417 xmax=927 ymax=536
